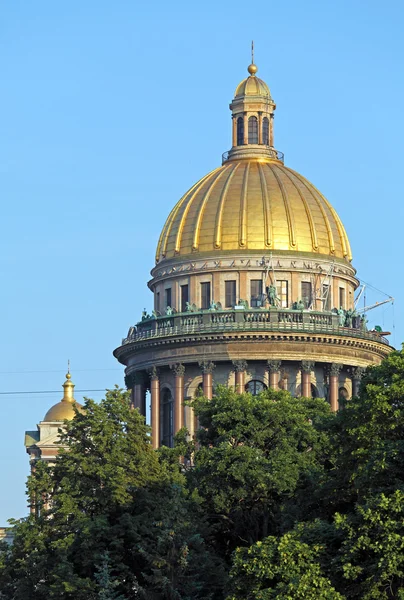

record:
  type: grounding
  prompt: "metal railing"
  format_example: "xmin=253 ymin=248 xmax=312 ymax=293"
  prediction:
xmin=222 ymin=148 xmax=285 ymax=164
xmin=122 ymin=309 xmax=390 ymax=347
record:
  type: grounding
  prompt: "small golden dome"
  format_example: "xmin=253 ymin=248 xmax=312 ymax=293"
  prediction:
xmin=43 ymin=371 xmax=83 ymax=422
xmin=156 ymin=158 xmax=352 ymax=262
xmin=234 ymin=74 xmax=270 ymax=98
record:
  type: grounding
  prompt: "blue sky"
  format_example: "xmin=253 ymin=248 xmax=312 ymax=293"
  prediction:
xmin=0 ymin=0 xmax=402 ymax=523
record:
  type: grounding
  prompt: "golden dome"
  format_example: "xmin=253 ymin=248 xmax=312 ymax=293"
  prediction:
xmin=156 ymin=158 xmax=352 ymax=262
xmin=234 ymin=74 xmax=270 ymax=98
xmin=43 ymin=372 xmax=84 ymax=422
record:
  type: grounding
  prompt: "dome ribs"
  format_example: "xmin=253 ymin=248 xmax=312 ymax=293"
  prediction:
xmin=174 ymin=167 xmax=223 ymax=254
xmin=157 ymin=159 xmax=352 ymax=262
xmin=158 ymin=168 xmax=220 ymax=260
xmin=239 ymin=162 xmax=250 ymax=248
xmin=214 ymin=163 xmax=239 ymax=249
xmin=277 ymin=164 xmax=319 ymax=252
xmin=192 ymin=166 xmax=229 ymax=251
xmin=258 ymin=162 xmax=273 ymax=247
xmin=311 ymin=184 xmax=352 ymax=261
xmin=289 ymin=168 xmax=336 ymax=256
xmin=268 ymin=163 xmax=297 ymax=249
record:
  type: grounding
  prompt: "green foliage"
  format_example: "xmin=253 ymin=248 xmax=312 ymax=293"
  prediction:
xmin=335 ymin=490 xmax=404 ymax=599
xmin=3 ymin=349 xmax=404 ymax=599
xmin=189 ymin=386 xmax=332 ymax=555
xmin=227 ymin=530 xmax=344 ymax=599
xmin=0 ymin=388 xmax=222 ymax=599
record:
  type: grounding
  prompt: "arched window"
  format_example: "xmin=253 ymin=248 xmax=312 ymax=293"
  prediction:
xmin=162 ymin=388 xmax=174 ymax=448
xmin=237 ymin=117 xmax=244 ymax=145
xmin=248 ymin=116 xmax=258 ymax=144
xmin=262 ymin=117 xmax=269 ymax=145
xmin=245 ymin=380 xmax=267 ymax=396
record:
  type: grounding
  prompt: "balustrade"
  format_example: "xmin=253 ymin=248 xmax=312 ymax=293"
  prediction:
xmin=120 ymin=308 xmax=390 ymax=347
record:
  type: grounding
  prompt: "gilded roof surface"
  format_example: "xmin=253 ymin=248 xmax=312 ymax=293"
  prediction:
xmin=43 ymin=400 xmax=83 ymax=422
xmin=234 ymin=76 xmax=270 ymax=98
xmin=156 ymin=159 xmax=352 ymax=263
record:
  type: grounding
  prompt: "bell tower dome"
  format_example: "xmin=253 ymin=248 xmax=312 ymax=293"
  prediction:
xmin=227 ymin=46 xmax=279 ymax=163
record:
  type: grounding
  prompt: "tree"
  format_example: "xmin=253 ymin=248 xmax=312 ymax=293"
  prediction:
xmin=188 ymin=386 xmax=332 ymax=559
xmin=0 ymin=388 xmax=222 ymax=599
xmin=227 ymin=529 xmax=344 ymax=600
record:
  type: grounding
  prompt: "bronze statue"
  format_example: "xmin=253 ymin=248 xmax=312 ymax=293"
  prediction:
xmin=266 ymin=284 xmax=278 ymax=306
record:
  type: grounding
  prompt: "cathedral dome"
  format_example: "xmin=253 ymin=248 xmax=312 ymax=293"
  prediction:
xmin=156 ymin=158 xmax=352 ymax=263
xmin=43 ymin=372 xmax=83 ymax=422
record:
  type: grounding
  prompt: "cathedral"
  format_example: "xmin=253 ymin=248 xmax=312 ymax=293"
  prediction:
xmin=113 ymin=58 xmax=392 ymax=449
xmin=26 ymin=56 xmax=392 ymax=460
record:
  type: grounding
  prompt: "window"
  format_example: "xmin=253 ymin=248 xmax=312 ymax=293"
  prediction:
xmin=262 ymin=117 xmax=269 ymax=145
xmin=181 ymin=285 xmax=189 ymax=312
xmin=237 ymin=117 xmax=244 ymax=145
xmin=162 ymin=389 xmax=174 ymax=448
xmin=165 ymin=288 xmax=172 ymax=309
xmin=339 ymin=287 xmax=345 ymax=309
xmin=200 ymin=282 xmax=211 ymax=309
xmin=322 ymin=284 xmax=331 ymax=311
xmin=250 ymin=279 xmax=263 ymax=307
xmin=301 ymin=282 xmax=312 ymax=309
xmin=225 ymin=280 xmax=236 ymax=308
xmin=245 ymin=380 xmax=267 ymax=396
xmin=248 ymin=116 xmax=258 ymax=144
xmin=276 ymin=280 xmax=289 ymax=308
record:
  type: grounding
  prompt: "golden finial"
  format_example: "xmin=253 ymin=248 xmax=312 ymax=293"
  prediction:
xmin=62 ymin=362 xmax=75 ymax=402
xmin=248 ymin=40 xmax=258 ymax=76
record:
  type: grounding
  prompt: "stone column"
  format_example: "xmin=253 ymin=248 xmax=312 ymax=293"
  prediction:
xmin=171 ymin=363 xmax=185 ymax=433
xmin=301 ymin=361 xmax=315 ymax=397
xmin=233 ymin=360 xmax=248 ymax=392
xmin=243 ymin=112 xmax=248 ymax=145
xmin=352 ymin=366 xmax=365 ymax=397
xmin=232 ymin=115 xmax=237 ymax=147
xmin=125 ymin=372 xmax=145 ymax=415
xmin=149 ymin=367 xmax=160 ymax=450
xmin=134 ymin=373 xmax=146 ymax=415
xmin=267 ymin=360 xmax=281 ymax=390
xmin=199 ymin=361 xmax=215 ymax=399
xmin=329 ymin=363 xmax=342 ymax=412
xmin=269 ymin=113 xmax=274 ymax=146
xmin=258 ymin=111 xmax=263 ymax=144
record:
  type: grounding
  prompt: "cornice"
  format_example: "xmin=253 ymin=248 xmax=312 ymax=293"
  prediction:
xmin=114 ymin=330 xmax=392 ymax=364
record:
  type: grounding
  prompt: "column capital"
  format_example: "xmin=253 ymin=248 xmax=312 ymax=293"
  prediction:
xmin=301 ymin=361 xmax=315 ymax=374
xmin=232 ymin=360 xmax=248 ymax=373
xmin=171 ymin=363 xmax=185 ymax=377
xmin=267 ymin=360 xmax=281 ymax=373
xmin=351 ymin=366 xmax=365 ymax=380
xmin=199 ymin=361 xmax=215 ymax=374
xmin=124 ymin=371 xmax=145 ymax=388
xmin=149 ymin=366 xmax=160 ymax=381
xmin=329 ymin=363 xmax=343 ymax=377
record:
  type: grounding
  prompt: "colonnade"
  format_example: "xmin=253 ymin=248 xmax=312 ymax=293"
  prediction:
xmin=126 ymin=361 xmax=365 ymax=449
